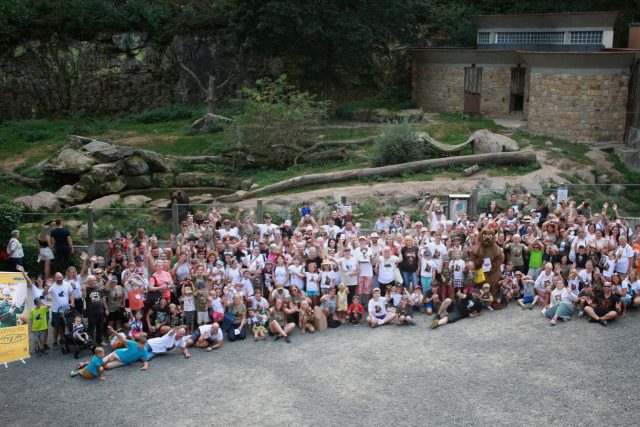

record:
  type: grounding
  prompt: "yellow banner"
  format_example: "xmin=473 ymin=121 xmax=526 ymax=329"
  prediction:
xmin=0 ymin=324 xmax=30 ymax=364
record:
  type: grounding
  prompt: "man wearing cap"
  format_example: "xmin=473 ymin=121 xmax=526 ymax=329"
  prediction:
xmin=431 ymin=288 xmax=483 ymax=329
xmin=219 ymin=218 xmax=240 ymax=240
xmin=0 ymin=288 xmax=25 ymax=328
xmin=256 ymin=213 xmax=279 ymax=241
xmin=280 ymin=220 xmax=294 ymax=239
xmin=367 ymin=288 xmax=395 ymax=327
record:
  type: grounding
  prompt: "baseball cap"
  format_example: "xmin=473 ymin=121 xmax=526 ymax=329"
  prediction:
xmin=284 ymin=220 xmax=292 ymax=226
xmin=372 ymin=287 xmax=380 ymax=293
xmin=358 ymin=236 xmax=366 ymax=240
xmin=370 ymin=232 xmax=379 ymax=238
xmin=305 ymin=225 xmax=313 ymax=231
xmin=482 ymin=283 xmax=490 ymax=289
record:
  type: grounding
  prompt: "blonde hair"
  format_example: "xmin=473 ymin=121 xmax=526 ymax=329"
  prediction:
xmin=38 ymin=225 xmax=50 ymax=242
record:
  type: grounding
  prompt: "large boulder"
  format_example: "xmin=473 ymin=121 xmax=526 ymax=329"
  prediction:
xmin=352 ymin=108 xmax=369 ymax=122
xmin=190 ymin=194 xmax=215 ymax=205
xmin=174 ymin=172 xmax=229 ymax=187
xmin=134 ymin=149 xmax=175 ymax=172
xmin=89 ymin=194 xmax=121 ymax=209
xmin=80 ymin=140 xmax=133 ymax=162
xmin=45 ymin=148 xmax=96 ymax=174
xmin=124 ymin=174 xmax=152 ymax=189
xmin=151 ymin=173 xmax=175 ymax=187
xmin=14 ymin=191 xmax=61 ymax=212
xmin=54 ymin=184 xmax=88 ymax=205
xmin=85 ymin=162 xmax=124 ymax=182
xmin=123 ymin=155 xmax=150 ymax=176
xmin=471 ymin=129 xmax=519 ymax=154
xmin=123 ymin=195 xmax=152 ymax=208
xmin=100 ymin=177 xmax=127 ymax=194
xmin=369 ymin=108 xmax=394 ymax=123
xmin=149 ymin=198 xmax=171 ymax=209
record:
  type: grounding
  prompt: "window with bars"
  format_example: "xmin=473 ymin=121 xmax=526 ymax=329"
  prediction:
xmin=496 ymin=32 xmax=564 ymax=44
xmin=477 ymin=32 xmax=490 ymax=44
xmin=570 ymin=31 xmax=603 ymax=44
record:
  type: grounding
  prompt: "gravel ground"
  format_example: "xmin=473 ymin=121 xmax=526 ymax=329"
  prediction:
xmin=1 ymin=306 xmax=638 ymax=427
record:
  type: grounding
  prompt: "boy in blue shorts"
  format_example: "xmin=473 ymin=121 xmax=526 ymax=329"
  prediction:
xmin=518 ymin=275 xmax=539 ymax=310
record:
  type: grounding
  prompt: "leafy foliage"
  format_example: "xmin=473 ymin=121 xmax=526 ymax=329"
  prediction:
xmin=0 ymin=203 xmax=22 ymax=247
xmin=372 ymin=121 xmax=423 ymax=166
xmin=231 ymin=75 xmax=330 ymax=167
xmin=124 ymin=104 xmax=200 ymax=124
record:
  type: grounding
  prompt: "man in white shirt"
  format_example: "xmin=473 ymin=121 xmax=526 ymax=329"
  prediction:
xmin=367 ymin=288 xmax=396 ymax=327
xmin=146 ymin=327 xmax=190 ymax=359
xmin=614 ymin=237 xmax=634 ymax=275
xmin=44 ymin=272 xmax=74 ymax=348
xmin=256 ymin=213 xmax=279 ymax=241
xmin=186 ymin=323 xmax=224 ymax=351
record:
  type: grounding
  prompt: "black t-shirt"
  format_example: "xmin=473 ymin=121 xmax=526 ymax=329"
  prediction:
xmin=305 ymin=256 xmax=322 ymax=271
xmin=151 ymin=306 xmax=169 ymax=326
xmin=51 ymin=227 xmax=70 ymax=250
xmin=399 ymin=246 xmax=419 ymax=272
xmin=85 ymin=287 xmax=104 ymax=316
xmin=574 ymin=253 xmax=590 ymax=270
xmin=596 ymin=293 xmax=619 ymax=312
xmin=454 ymin=296 xmax=482 ymax=318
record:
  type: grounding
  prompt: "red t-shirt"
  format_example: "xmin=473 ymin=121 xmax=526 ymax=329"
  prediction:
xmin=348 ymin=303 xmax=364 ymax=314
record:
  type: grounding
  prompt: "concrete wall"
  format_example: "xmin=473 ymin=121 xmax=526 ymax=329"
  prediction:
xmin=527 ymin=70 xmax=629 ymax=143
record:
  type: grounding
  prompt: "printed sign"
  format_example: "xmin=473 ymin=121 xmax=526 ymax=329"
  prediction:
xmin=0 ymin=325 xmax=30 ymax=364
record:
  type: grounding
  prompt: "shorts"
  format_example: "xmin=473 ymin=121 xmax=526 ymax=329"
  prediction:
xmin=79 ymin=368 xmax=97 ymax=379
xmin=357 ymin=277 xmax=372 ymax=295
xmin=420 ymin=277 xmax=432 ymax=291
xmin=211 ymin=312 xmax=224 ymax=323
xmin=33 ymin=330 xmax=46 ymax=343
xmin=446 ymin=307 xmax=463 ymax=323
xmin=189 ymin=329 xmax=202 ymax=343
xmin=522 ymin=296 xmax=534 ymax=304
xmin=197 ymin=311 xmax=209 ymax=324
xmin=107 ymin=310 xmax=123 ymax=322
xmin=593 ymin=307 xmax=614 ymax=318
xmin=453 ymin=278 xmax=462 ymax=288
xmin=183 ymin=311 xmax=196 ymax=325
xmin=375 ymin=313 xmax=386 ymax=320
xmin=252 ymin=325 xmax=267 ymax=334
xmin=51 ymin=311 xmax=65 ymax=328
xmin=306 ymin=290 xmax=319 ymax=296
xmin=620 ymin=295 xmax=632 ymax=304
xmin=39 ymin=247 xmax=54 ymax=261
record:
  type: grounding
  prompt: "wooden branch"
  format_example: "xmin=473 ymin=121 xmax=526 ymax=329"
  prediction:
xmin=217 ymin=151 xmax=537 ymax=202
xmin=216 ymin=74 xmax=233 ymax=90
xmin=293 ymin=137 xmax=375 ymax=164
xmin=179 ymin=62 xmax=207 ymax=94
xmin=0 ymin=169 xmax=42 ymax=189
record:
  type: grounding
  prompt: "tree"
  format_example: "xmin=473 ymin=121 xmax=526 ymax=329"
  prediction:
xmin=216 ymin=0 xmax=426 ymax=96
xmin=231 ymin=75 xmax=330 ymax=167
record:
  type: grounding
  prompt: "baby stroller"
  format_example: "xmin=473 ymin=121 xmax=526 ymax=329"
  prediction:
xmin=59 ymin=308 xmax=94 ymax=359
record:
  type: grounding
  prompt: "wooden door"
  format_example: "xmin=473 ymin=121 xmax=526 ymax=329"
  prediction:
xmin=464 ymin=67 xmax=482 ymax=115
xmin=510 ymin=67 xmax=526 ymax=112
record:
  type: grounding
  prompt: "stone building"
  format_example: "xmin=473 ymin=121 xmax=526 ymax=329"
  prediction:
xmin=410 ymin=11 xmax=639 ymax=144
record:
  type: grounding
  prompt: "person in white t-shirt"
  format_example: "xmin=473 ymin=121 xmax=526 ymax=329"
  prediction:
xmin=43 ymin=272 xmax=75 ymax=348
xmin=376 ymin=246 xmax=401 ymax=296
xmin=355 ymin=236 xmax=374 ymax=303
xmin=185 ymin=323 xmax=224 ymax=351
xmin=145 ymin=327 xmax=190 ymax=359
xmin=367 ymin=288 xmax=396 ymax=327
xmin=614 ymin=237 xmax=634 ymax=275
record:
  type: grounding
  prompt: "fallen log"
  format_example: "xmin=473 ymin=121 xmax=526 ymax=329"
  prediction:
xmin=166 ymin=155 xmax=233 ymax=165
xmin=217 ymin=151 xmax=536 ymax=202
xmin=0 ymin=169 xmax=42 ymax=189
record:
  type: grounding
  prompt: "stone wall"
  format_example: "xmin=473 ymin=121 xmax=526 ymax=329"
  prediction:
xmin=0 ymin=34 xmax=268 ymax=120
xmin=412 ymin=63 xmax=463 ymax=112
xmin=527 ymin=70 xmax=629 ymax=143
xmin=412 ymin=63 xmax=529 ymax=116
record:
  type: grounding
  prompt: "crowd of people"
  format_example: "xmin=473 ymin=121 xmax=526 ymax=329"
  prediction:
xmin=4 ymin=193 xmax=640 ymax=380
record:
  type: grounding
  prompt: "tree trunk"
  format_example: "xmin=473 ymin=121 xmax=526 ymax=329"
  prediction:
xmin=217 ymin=151 xmax=536 ymax=202
xmin=206 ymin=75 xmax=216 ymax=114
xmin=0 ymin=169 xmax=42 ymax=189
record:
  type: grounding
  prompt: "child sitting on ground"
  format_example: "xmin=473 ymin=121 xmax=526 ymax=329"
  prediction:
xmin=72 ymin=316 xmax=90 ymax=344
xmin=70 ymin=347 xmax=105 ymax=380
xmin=396 ymin=296 xmax=415 ymax=325
xmin=481 ymin=283 xmax=494 ymax=310
xmin=248 ymin=308 xmax=267 ymax=340
xmin=518 ymin=276 xmax=539 ymax=310
xmin=299 ymin=300 xmax=316 ymax=333
xmin=348 ymin=297 xmax=364 ymax=325
xmin=411 ymin=286 xmax=423 ymax=313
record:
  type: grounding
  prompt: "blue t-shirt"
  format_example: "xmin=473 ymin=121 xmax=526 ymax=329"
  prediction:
xmin=115 ymin=340 xmax=149 ymax=365
xmin=86 ymin=355 xmax=104 ymax=376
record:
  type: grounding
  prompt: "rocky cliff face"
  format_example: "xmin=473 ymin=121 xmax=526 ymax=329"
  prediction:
xmin=0 ymin=33 xmax=270 ymax=120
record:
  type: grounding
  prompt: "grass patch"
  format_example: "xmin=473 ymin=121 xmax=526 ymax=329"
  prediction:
xmin=512 ymin=132 xmax=590 ymax=164
xmin=334 ymin=93 xmax=415 ymax=119
xmin=418 ymin=112 xmax=504 ymax=145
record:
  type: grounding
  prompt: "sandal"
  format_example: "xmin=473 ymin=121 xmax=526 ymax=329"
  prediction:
xmin=75 ymin=361 xmax=88 ymax=370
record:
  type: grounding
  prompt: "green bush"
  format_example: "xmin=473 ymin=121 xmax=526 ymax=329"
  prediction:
xmin=0 ymin=203 xmax=22 ymax=248
xmin=372 ymin=121 xmax=423 ymax=166
xmin=124 ymin=105 xmax=200 ymax=124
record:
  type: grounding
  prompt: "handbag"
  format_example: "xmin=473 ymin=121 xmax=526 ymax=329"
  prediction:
xmin=394 ymin=267 xmax=404 ymax=285
xmin=474 ymin=268 xmax=486 ymax=285
xmin=221 ymin=308 xmax=235 ymax=331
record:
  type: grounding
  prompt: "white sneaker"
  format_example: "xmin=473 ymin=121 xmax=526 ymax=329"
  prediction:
xmin=541 ymin=308 xmax=546 ymax=316
xmin=578 ymin=311 xmax=584 ymax=318
xmin=377 ymin=319 xmax=384 ymax=325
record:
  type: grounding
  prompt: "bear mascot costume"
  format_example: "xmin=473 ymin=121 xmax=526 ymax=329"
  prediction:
xmin=469 ymin=224 xmax=504 ymax=308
